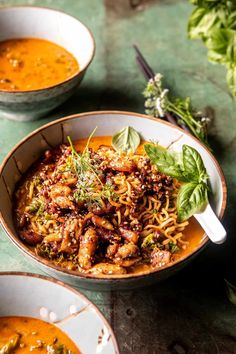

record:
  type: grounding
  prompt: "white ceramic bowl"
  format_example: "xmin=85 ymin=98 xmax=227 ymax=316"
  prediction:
xmin=0 ymin=272 xmax=119 ymax=354
xmin=0 ymin=6 xmax=95 ymax=121
xmin=0 ymin=111 xmax=227 ymax=290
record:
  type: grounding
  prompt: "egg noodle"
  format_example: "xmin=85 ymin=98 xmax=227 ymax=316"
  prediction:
xmin=14 ymin=140 xmax=189 ymax=275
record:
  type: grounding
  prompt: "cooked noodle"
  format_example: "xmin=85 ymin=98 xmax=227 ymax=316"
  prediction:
xmin=14 ymin=139 xmax=189 ymax=275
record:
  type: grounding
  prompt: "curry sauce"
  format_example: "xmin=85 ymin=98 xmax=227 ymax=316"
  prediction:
xmin=0 ymin=316 xmax=81 ymax=353
xmin=0 ymin=38 xmax=79 ymax=91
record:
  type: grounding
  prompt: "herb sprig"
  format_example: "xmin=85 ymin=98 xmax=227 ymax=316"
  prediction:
xmin=67 ymin=131 xmax=117 ymax=206
xmin=188 ymin=0 xmax=236 ymax=100
xmin=143 ymin=74 xmax=210 ymax=147
xmin=144 ymin=143 xmax=209 ymax=221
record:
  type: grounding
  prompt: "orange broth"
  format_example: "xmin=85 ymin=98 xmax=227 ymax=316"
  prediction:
xmin=0 ymin=38 xmax=79 ymax=91
xmin=0 ymin=316 xmax=81 ymax=353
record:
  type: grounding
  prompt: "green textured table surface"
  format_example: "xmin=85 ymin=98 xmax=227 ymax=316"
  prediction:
xmin=1 ymin=1 xmax=236 ymax=353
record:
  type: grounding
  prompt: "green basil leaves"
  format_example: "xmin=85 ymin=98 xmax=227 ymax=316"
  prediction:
xmin=182 ymin=144 xmax=208 ymax=183
xmin=111 ymin=126 xmax=209 ymax=222
xmin=144 ymin=143 xmax=209 ymax=222
xmin=188 ymin=1 xmax=236 ymax=100
xmin=144 ymin=144 xmax=187 ymax=181
xmin=112 ymin=126 xmax=141 ymax=153
xmin=177 ymin=182 xmax=208 ymax=222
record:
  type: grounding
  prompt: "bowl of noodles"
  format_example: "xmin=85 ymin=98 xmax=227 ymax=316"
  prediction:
xmin=0 ymin=111 xmax=227 ymax=290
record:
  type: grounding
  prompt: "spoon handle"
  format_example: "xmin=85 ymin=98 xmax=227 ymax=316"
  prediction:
xmin=194 ymin=203 xmax=227 ymax=244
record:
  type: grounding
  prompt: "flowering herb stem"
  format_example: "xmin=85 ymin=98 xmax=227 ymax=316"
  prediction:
xmin=143 ymin=74 xmax=211 ymax=148
xmin=134 ymin=45 xmax=211 ymax=148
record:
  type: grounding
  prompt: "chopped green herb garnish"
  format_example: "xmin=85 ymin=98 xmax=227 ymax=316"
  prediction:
xmin=168 ymin=242 xmax=180 ymax=253
xmin=28 ymin=198 xmax=44 ymax=216
xmin=67 ymin=131 xmax=118 ymax=206
xmin=141 ymin=233 xmax=161 ymax=250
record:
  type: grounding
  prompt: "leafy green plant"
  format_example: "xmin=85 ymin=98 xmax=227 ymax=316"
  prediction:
xmin=144 ymin=143 xmax=209 ymax=221
xmin=188 ymin=0 xmax=236 ymax=100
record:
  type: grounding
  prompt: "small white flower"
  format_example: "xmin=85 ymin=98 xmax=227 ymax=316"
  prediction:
xmin=160 ymin=88 xmax=169 ymax=99
xmin=155 ymin=97 xmax=165 ymax=117
xmin=145 ymin=98 xmax=154 ymax=108
xmin=154 ymin=73 xmax=163 ymax=84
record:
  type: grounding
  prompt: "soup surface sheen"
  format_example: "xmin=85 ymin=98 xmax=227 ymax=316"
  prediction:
xmin=0 ymin=316 xmax=81 ymax=353
xmin=0 ymin=38 xmax=79 ymax=91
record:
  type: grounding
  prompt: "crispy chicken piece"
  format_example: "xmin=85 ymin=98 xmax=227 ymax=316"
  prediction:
xmin=50 ymin=184 xmax=74 ymax=209
xmin=88 ymin=202 xmax=114 ymax=215
xmin=151 ymin=249 xmax=171 ymax=268
xmin=114 ymin=243 xmax=141 ymax=267
xmin=96 ymin=228 xmax=121 ymax=243
xmin=60 ymin=219 xmax=80 ymax=253
xmin=89 ymin=263 xmax=127 ymax=275
xmin=107 ymin=159 xmax=136 ymax=173
xmin=115 ymin=243 xmax=139 ymax=259
xmin=78 ymin=227 xmax=98 ymax=270
xmin=19 ymin=230 xmax=43 ymax=246
xmin=91 ymin=215 xmax=114 ymax=230
xmin=97 ymin=146 xmax=136 ymax=172
xmin=115 ymin=258 xmax=141 ymax=267
xmin=106 ymin=243 xmax=119 ymax=259
xmin=119 ymin=227 xmax=139 ymax=244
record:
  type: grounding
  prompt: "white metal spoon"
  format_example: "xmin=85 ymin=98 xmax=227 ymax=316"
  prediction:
xmin=194 ymin=203 xmax=227 ymax=244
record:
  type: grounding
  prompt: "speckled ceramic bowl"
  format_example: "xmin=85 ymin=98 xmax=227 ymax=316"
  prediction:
xmin=0 ymin=6 xmax=95 ymax=121
xmin=0 ymin=272 xmax=119 ymax=354
xmin=0 ymin=111 xmax=227 ymax=290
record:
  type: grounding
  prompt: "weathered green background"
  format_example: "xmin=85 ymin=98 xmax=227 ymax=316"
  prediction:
xmin=0 ymin=1 xmax=236 ymax=353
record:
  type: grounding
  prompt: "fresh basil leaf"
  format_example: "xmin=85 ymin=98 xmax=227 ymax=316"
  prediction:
xmin=190 ymin=0 xmax=223 ymax=7
xmin=144 ymin=144 xmax=187 ymax=181
xmin=112 ymin=126 xmax=140 ymax=153
xmin=177 ymin=182 xmax=208 ymax=222
xmin=227 ymin=65 xmax=236 ymax=99
xmin=182 ymin=145 xmax=208 ymax=183
xmin=206 ymin=28 xmax=233 ymax=64
xmin=227 ymin=11 xmax=236 ymax=30
xmin=188 ymin=7 xmax=219 ymax=39
xmin=226 ymin=32 xmax=236 ymax=65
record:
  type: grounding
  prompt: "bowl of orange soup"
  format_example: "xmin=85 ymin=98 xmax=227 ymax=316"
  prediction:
xmin=0 ymin=6 xmax=95 ymax=121
xmin=0 ymin=111 xmax=227 ymax=290
xmin=0 ymin=272 xmax=120 ymax=354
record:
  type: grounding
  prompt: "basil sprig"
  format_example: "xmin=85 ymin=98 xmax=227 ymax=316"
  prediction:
xmin=112 ymin=126 xmax=141 ymax=153
xmin=144 ymin=143 xmax=209 ymax=222
xmin=188 ymin=0 xmax=236 ymax=100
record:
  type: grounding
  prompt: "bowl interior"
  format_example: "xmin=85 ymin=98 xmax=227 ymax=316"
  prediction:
xmin=0 ymin=6 xmax=94 ymax=71
xmin=0 ymin=273 xmax=118 ymax=354
xmin=0 ymin=112 xmax=226 ymax=279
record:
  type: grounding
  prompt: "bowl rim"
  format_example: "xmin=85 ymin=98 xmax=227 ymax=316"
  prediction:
xmin=0 ymin=271 xmax=120 ymax=354
xmin=0 ymin=110 xmax=227 ymax=281
xmin=0 ymin=5 xmax=96 ymax=94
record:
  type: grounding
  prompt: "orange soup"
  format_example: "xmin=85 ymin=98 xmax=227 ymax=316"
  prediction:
xmin=0 ymin=38 xmax=79 ymax=91
xmin=14 ymin=135 xmax=205 ymax=277
xmin=0 ymin=316 xmax=81 ymax=353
